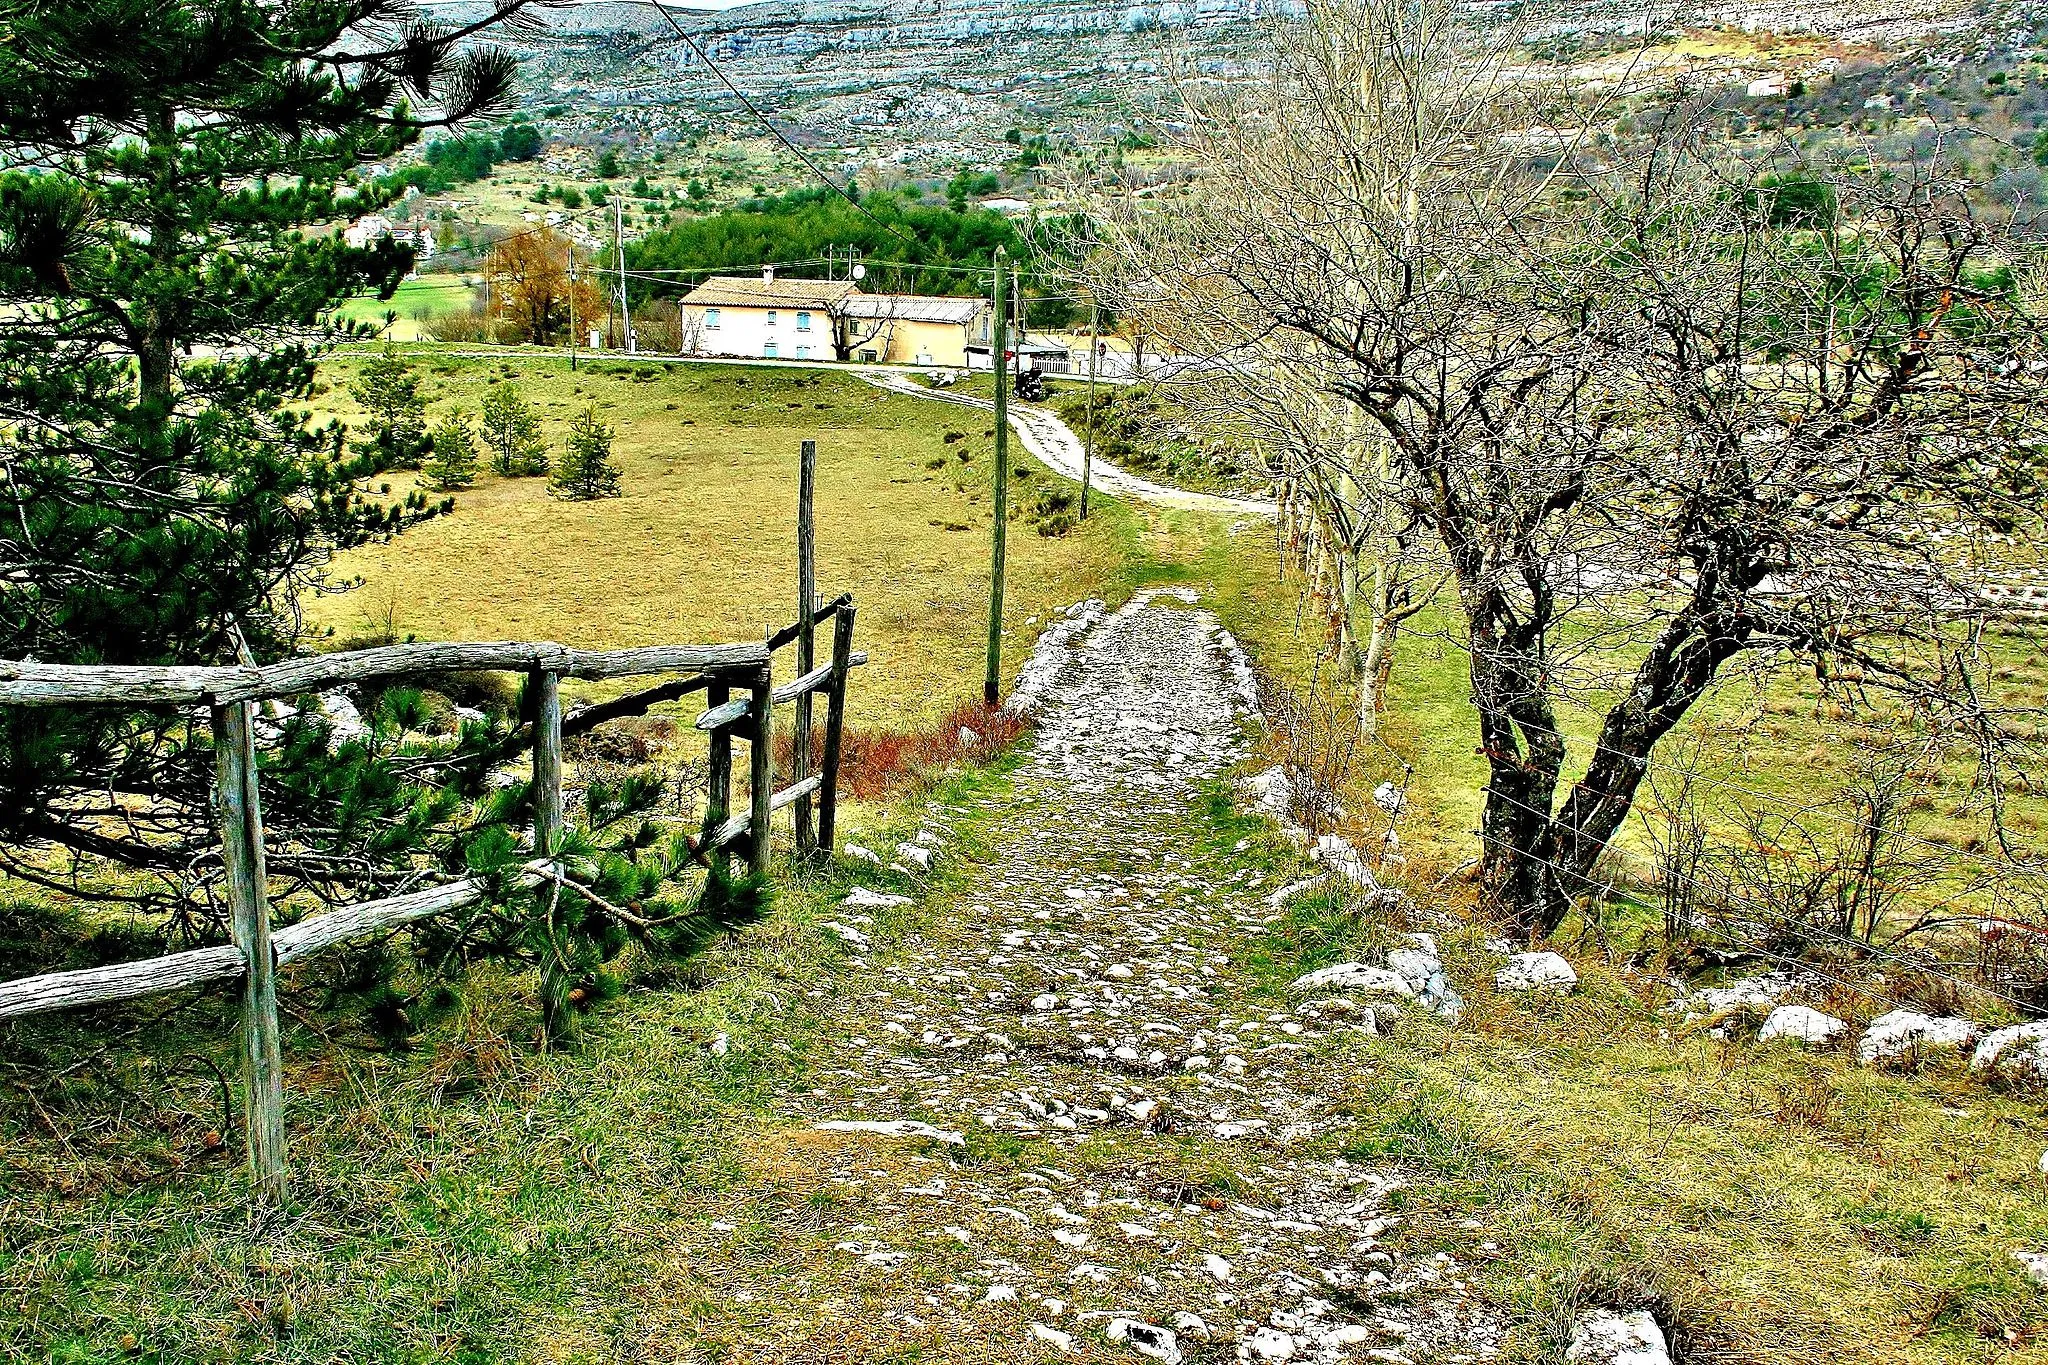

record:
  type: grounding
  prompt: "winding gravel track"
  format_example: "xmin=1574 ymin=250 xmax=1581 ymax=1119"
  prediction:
xmin=855 ymin=370 xmax=1277 ymax=521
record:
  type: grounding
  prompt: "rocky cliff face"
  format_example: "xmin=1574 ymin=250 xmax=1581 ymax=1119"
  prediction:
xmin=426 ymin=0 xmax=2000 ymax=156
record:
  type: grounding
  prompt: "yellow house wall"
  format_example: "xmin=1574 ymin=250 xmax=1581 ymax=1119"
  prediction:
xmin=850 ymin=318 xmax=974 ymax=366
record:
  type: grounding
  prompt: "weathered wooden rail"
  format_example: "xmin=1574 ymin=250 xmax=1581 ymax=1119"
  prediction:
xmin=0 ymin=592 xmax=863 ymax=1205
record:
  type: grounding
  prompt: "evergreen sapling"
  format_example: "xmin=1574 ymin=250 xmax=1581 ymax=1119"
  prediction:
xmin=552 ymin=406 xmax=622 ymax=500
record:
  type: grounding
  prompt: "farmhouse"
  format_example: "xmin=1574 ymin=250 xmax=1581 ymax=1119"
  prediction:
xmin=679 ymin=270 xmax=859 ymax=362
xmin=678 ymin=269 xmax=993 ymax=366
xmin=841 ymin=293 xmax=991 ymax=366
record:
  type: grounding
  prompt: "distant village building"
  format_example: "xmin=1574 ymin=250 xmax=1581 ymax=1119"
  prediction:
xmin=342 ymin=213 xmax=436 ymax=266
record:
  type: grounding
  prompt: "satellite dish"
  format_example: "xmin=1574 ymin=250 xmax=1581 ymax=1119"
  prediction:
xmin=852 ymin=263 xmax=867 ymax=281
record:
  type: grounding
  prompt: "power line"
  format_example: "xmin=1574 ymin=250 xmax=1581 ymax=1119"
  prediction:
xmin=636 ymin=1 xmax=917 ymax=252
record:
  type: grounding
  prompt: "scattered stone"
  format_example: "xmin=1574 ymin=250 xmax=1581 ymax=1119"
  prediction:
xmin=1972 ymin=1021 xmax=2048 ymax=1077
xmin=895 ymin=841 xmax=937 ymax=871
xmin=1267 ymin=877 xmax=1322 ymax=909
xmin=1248 ymin=1325 xmax=1298 ymax=1359
xmin=844 ymin=844 xmax=883 ymax=865
xmin=1757 ymin=1005 xmax=1847 ymax=1046
xmin=1105 ymin=1317 xmax=1181 ymax=1363
xmin=709 ymin=1032 xmax=729 ymax=1056
xmin=1565 ymin=1309 xmax=1672 ymax=1365
xmin=1287 ymin=963 xmax=1415 ymax=998
xmin=2014 ymin=1251 xmax=2048 ymax=1288
xmin=1855 ymin=1009 xmax=1981 ymax=1066
xmin=1031 ymin=1322 xmax=1077 ymax=1351
xmin=845 ymin=886 xmax=913 ymax=909
xmin=1495 ymin=951 xmax=1577 ymax=993
xmin=1388 ymin=933 xmax=1463 ymax=1020
xmin=821 ymin=921 xmax=872 ymax=948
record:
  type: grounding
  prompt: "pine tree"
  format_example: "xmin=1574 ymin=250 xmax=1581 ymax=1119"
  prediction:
xmin=551 ymin=407 xmax=623 ymax=501
xmin=0 ymin=1 xmax=526 ymax=927
xmin=479 ymin=381 xmax=549 ymax=475
xmin=351 ymin=348 xmax=432 ymax=471
xmin=423 ymin=409 xmax=480 ymax=490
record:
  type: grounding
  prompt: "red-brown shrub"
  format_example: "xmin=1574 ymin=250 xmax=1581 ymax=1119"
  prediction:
xmin=773 ymin=701 xmax=1031 ymax=801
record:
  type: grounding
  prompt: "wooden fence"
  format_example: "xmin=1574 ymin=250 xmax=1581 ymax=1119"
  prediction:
xmin=0 ymin=586 xmax=861 ymax=1205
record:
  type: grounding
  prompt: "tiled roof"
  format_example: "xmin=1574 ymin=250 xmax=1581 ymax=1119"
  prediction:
xmin=680 ymin=275 xmax=858 ymax=309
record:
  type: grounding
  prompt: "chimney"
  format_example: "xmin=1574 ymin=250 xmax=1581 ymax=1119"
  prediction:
xmin=762 ymin=265 xmax=775 ymax=285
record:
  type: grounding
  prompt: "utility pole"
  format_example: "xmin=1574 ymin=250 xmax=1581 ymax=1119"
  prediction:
xmin=613 ymin=196 xmax=632 ymax=353
xmin=567 ymin=235 xmax=579 ymax=372
xmin=984 ymin=246 xmax=1009 ymax=706
xmin=1081 ymin=301 xmax=1099 ymax=520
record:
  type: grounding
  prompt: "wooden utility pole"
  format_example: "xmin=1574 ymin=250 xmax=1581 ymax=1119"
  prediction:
xmin=984 ymin=248 xmax=1009 ymax=706
xmin=793 ymin=439 xmax=818 ymax=855
xmin=566 ymin=237 xmax=579 ymax=372
xmin=1081 ymin=302 xmax=1100 ymax=520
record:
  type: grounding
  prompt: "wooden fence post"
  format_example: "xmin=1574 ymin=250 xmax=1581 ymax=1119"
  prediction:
xmin=702 ymin=677 xmax=733 ymax=881
xmin=816 ymin=604 xmax=857 ymax=856
xmin=212 ymin=700 xmax=286 ymax=1207
xmin=529 ymin=670 xmax=567 ymax=1040
xmin=748 ymin=665 xmax=772 ymax=877
xmin=793 ymin=439 xmax=818 ymax=856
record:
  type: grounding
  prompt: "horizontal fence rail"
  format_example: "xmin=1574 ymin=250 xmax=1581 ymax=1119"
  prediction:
xmin=0 ymin=587 xmax=863 ymax=1207
xmin=0 ymin=641 xmax=771 ymax=707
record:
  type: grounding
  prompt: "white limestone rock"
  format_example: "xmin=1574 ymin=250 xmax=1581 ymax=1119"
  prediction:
xmin=820 ymin=921 xmax=871 ymax=948
xmin=843 ymin=843 xmax=883 ymax=865
xmin=1288 ymin=963 xmax=1415 ymax=999
xmin=1387 ymin=932 xmax=1463 ymax=1021
xmin=1855 ymin=1009 xmax=1981 ymax=1065
xmin=1104 ymin=1317 xmax=1180 ymax=1362
xmin=1030 ymin=1322 xmax=1076 ymax=1351
xmin=2014 ymin=1251 xmax=2048 ymax=1288
xmin=1495 ymin=951 xmax=1577 ymax=993
xmin=1566 ymin=1310 xmax=1671 ymax=1365
xmin=1244 ymin=765 xmax=1296 ymax=820
xmin=1972 ymin=1020 xmax=2048 ymax=1077
xmin=315 ymin=691 xmax=371 ymax=748
xmin=843 ymin=886 xmax=912 ymax=909
xmin=1248 ymin=1326 xmax=1298 ymax=1360
xmin=1757 ymin=1005 xmax=1847 ymax=1046
xmin=895 ymin=841 xmax=936 ymax=870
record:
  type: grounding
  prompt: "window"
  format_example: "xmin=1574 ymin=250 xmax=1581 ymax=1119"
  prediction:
xmin=765 ymin=310 xmax=778 ymax=326
xmin=763 ymin=341 xmax=779 ymax=359
xmin=858 ymin=349 xmax=878 ymax=363
xmin=704 ymin=308 xmax=721 ymax=330
xmin=795 ymin=345 xmax=810 ymax=360
xmin=796 ymin=311 xmax=812 ymax=332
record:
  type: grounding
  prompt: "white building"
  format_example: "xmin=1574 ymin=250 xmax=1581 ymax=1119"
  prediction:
xmin=680 ymin=269 xmax=858 ymax=362
xmin=343 ymin=213 xmax=435 ymax=264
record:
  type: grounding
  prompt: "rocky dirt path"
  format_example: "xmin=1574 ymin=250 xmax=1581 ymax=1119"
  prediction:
xmin=686 ymin=589 xmax=1501 ymax=1363
xmin=854 ymin=369 xmax=1277 ymax=520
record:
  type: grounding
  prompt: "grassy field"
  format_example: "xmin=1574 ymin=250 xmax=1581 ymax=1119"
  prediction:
xmin=9 ymin=337 xmax=2048 ymax=1362
xmin=331 ymin=277 xmax=480 ymax=342
xmin=307 ymin=351 xmax=1154 ymax=729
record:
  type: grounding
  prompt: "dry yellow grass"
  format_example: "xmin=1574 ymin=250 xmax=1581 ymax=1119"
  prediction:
xmin=309 ymin=350 xmax=1144 ymax=727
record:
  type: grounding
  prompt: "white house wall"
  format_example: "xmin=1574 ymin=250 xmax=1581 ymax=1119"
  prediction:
xmin=683 ymin=304 xmax=833 ymax=361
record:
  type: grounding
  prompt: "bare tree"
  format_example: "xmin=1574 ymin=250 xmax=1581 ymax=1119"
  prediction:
xmin=1089 ymin=0 xmax=2048 ymax=934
